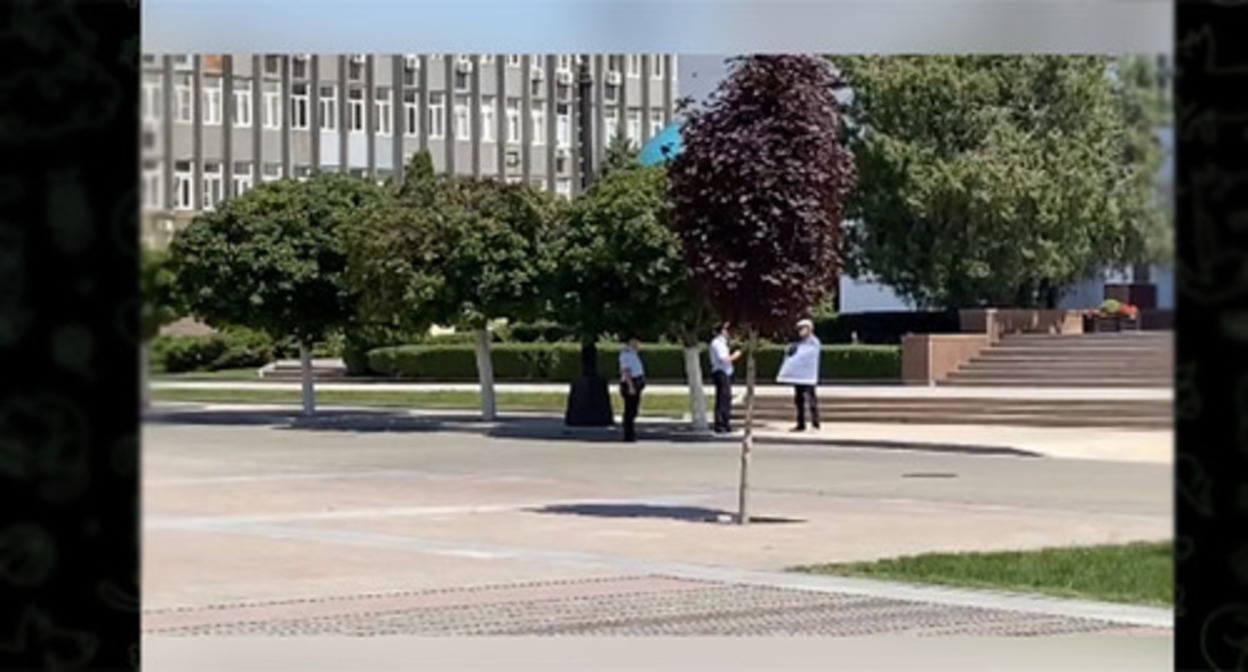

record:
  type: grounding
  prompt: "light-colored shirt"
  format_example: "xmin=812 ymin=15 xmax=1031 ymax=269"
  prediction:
xmin=777 ymin=335 xmax=821 ymax=386
xmin=709 ymin=334 xmax=733 ymax=376
xmin=619 ymin=347 xmax=645 ymax=380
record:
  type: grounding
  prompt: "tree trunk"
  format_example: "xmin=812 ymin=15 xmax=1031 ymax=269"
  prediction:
xmin=682 ymin=343 xmax=708 ymax=431
xmin=140 ymin=341 xmax=151 ymax=409
xmin=473 ymin=327 xmax=497 ymax=421
xmin=299 ymin=341 xmax=315 ymax=417
xmin=737 ymin=328 xmax=758 ymax=526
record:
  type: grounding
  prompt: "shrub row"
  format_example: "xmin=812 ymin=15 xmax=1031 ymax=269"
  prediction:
xmin=150 ymin=328 xmax=342 ymax=373
xmin=365 ymin=343 xmax=900 ymax=382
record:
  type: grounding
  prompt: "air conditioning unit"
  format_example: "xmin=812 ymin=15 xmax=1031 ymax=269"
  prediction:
xmin=404 ymin=55 xmax=419 ymax=70
xmin=456 ymin=59 xmax=473 ymax=73
xmin=530 ymin=66 xmax=545 ymax=81
xmin=350 ymin=54 xmax=367 ymax=64
xmin=555 ymin=70 xmax=573 ymax=85
xmin=555 ymin=147 xmax=570 ymax=159
xmin=295 ymin=54 xmax=311 ymax=62
xmin=605 ymin=71 xmax=622 ymax=86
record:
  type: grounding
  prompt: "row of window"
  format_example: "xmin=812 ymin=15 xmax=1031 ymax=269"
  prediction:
xmin=143 ymin=80 xmax=666 ymax=145
xmin=141 ymin=159 xmax=577 ymax=210
xmin=155 ymin=53 xmax=667 ymax=80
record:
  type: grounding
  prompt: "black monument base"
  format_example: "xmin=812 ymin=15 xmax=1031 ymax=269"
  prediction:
xmin=564 ymin=375 xmax=615 ymax=427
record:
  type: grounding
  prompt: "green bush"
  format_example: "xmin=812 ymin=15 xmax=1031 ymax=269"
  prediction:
xmin=362 ymin=343 xmax=900 ymax=382
xmin=152 ymin=328 xmax=276 ymax=373
xmin=508 ymin=321 xmax=577 ymax=343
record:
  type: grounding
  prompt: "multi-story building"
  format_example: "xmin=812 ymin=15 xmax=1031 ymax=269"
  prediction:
xmin=140 ymin=53 xmax=679 ymax=247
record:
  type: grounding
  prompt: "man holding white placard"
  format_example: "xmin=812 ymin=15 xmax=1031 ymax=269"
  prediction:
xmin=777 ymin=319 xmax=821 ymax=431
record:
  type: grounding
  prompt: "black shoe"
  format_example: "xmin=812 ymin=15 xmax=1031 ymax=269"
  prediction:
xmin=791 ymin=425 xmax=806 ymax=432
xmin=624 ymin=435 xmax=637 ymax=443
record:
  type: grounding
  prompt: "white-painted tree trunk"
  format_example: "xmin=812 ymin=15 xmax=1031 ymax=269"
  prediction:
xmin=682 ymin=344 xmax=708 ymax=431
xmin=473 ymin=327 xmax=497 ymax=421
xmin=737 ymin=328 xmax=758 ymax=526
xmin=299 ymin=341 xmax=315 ymax=417
xmin=140 ymin=341 xmax=151 ymax=409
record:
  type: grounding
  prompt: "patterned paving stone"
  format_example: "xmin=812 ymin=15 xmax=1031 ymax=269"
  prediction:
xmin=144 ymin=575 xmax=1160 ymax=637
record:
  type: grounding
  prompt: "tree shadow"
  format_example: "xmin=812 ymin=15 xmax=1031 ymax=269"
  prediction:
xmin=143 ymin=405 xmax=1041 ymax=457
xmin=529 ymin=503 xmax=804 ymax=525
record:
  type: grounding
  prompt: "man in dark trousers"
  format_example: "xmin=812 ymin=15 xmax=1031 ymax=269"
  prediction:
xmin=618 ymin=334 xmax=646 ymax=442
xmin=708 ymin=322 xmax=742 ymax=433
xmin=777 ymin=318 xmax=821 ymax=431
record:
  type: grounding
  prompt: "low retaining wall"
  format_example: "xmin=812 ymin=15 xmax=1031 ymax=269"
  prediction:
xmin=901 ymin=334 xmax=991 ymax=386
xmin=958 ymin=308 xmax=1084 ymax=343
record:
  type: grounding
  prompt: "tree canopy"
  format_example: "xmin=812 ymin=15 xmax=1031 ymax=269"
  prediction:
xmin=833 ymin=55 xmax=1171 ymax=308
xmin=668 ymin=55 xmax=855 ymax=335
xmin=169 ymin=172 xmax=389 ymax=344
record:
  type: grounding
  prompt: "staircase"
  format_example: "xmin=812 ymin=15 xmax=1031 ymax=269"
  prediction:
xmin=940 ymin=332 xmax=1173 ymax=388
xmin=737 ymin=331 xmax=1173 ymax=430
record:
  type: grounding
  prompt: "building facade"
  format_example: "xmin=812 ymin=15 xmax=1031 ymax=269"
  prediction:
xmin=140 ymin=53 xmax=679 ymax=247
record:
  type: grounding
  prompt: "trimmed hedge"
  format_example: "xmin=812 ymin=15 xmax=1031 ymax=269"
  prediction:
xmin=151 ymin=328 xmax=275 ymax=373
xmin=365 ymin=343 xmax=900 ymax=382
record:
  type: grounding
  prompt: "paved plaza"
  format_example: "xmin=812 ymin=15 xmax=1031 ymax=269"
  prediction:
xmin=143 ymin=404 xmax=1172 ymax=639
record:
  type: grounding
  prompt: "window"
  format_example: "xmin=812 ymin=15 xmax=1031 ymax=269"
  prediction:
xmin=292 ymin=56 xmax=308 ymax=79
xmin=348 ymin=60 xmax=363 ymax=81
xmin=649 ymin=109 xmax=664 ymax=137
xmin=454 ymin=71 xmax=469 ymax=90
xmin=142 ymin=81 xmax=162 ymax=122
xmin=142 ymin=54 xmax=157 ymax=65
xmin=201 ymin=76 xmax=223 ymax=125
xmin=556 ymin=104 xmax=570 ymax=148
xmin=604 ymin=108 xmax=619 ymax=141
xmin=404 ymin=90 xmax=419 ymax=137
xmin=294 ymin=165 xmax=314 ymax=182
xmin=232 ymin=161 xmax=253 ymax=197
xmin=375 ymin=87 xmax=392 ymax=136
xmin=505 ymin=150 xmax=520 ymax=168
xmin=319 ymin=85 xmax=336 ymax=130
xmin=480 ymin=95 xmax=496 ymax=142
xmin=427 ymin=92 xmax=445 ymax=139
xmin=141 ymin=129 xmax=156 ymax=150
xmin=141 ymin=161 xmax=161 ymax=210
xmin=262 ymin=82 xmax=282 ymax=129
xmin=531 ymin=101 xmax=546 ymax=145
xmin=290 ymin=83 xmax=310 ymax=129
xmin=348 ymin=88 xmax=364 ymax=133
xmin=202 ymin=162 xmax=223 ymax=211
xmin=607 ymin=56 xmax=623 ymax=74
xmin=263 ymin=55 xmax=281 ymax=75
xmin=453 ymin=95 xmax=470 ymax=141
xmin=651 ymin=54 xmax=665 ymax=79
xmin=507 ymin=54 xmax=521 ymax=68
xmin=557 ymin=55 xmax=572 ymax=72
xmin=174 ymin=76 xmax=193 ymax=123
xmin=555 ymin=178 xmax=572 ymax=199
xmin=556 ymin=152 xmax=568 ymax=174
xmin=173 ymin=161 xmax=193 ymax=210
xmin=505 ymin=98 xmax=520 ymax=143
xmin=556 ymin=84 xmax=570 ymax=101
xmin=262 ymin=163 xmax=283 ymax=182
xmin=627 ymin=55 xmax=641 ymax=77
xmin=530 ymin=177 xmax=546 ymax=191
xmin=480 ymin=55 xmax=495 ymax=65
xmin=627 ymin=108 xmax=641 ymax=142
xmin=232 ymin=78 xmax=252 ymax=127
xmin=172 ymin=54 xmax=192 ymax=70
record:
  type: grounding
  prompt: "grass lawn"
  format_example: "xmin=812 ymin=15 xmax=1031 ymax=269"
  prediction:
xmin=152 ymin=368 xmax=261 ymax=381
xmin=792 ymin=541 xmax=1172 ymax=606
xmin=151 ymin=387 xmax=691 ymax=418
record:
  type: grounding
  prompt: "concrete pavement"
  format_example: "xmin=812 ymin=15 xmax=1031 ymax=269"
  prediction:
xmin=143 ymin=409 xmax=1171 ymax=639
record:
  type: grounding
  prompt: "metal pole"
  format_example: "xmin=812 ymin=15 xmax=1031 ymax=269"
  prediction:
xmin=577 ymin=59 xmax=595 ymax=192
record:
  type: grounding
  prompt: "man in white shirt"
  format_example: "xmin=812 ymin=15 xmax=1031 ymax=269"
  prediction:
xmin=618 ymin=334 xmax=646 ymax=442
xmin=777 ymin=318 xmax=821 ymax=431
xmin=708 ymin=322 xmax=742 ymax=434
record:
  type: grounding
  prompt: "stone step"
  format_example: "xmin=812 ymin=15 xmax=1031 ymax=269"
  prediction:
xmin=980 ymin=347 xmax=1169 ymax=358
xmin=733 ymin=410 xmax=1170 ymax=430
xmin=939 ymin=378 xmax=1171 ymax=388
xmin=956 ymin=366 xmax=1172 ymax=377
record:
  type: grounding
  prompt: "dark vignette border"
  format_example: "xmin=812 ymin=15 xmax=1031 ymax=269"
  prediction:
xmin=1175 ymin=1 xmax=1248 ymax=671
xmin=0 ymin=0 xmax=141 ymax=671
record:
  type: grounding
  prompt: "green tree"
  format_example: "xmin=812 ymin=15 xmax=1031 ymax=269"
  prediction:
xmin=427 ymin=176 xmax=561 ymax=420
xmin=550 ymin=162 xmax=698 ymax=426
xmin=599 ymin=133 xmax=640 ymax=181
xmin=833 ymin=55 xmax=1171 ymax=309
xmin=139 ymin=247 xmax=182 ymax=407
xmin=669 ymin=55 xmax=855 ymax=524
xmin=169 ymin=173 xmax=388 ymax=415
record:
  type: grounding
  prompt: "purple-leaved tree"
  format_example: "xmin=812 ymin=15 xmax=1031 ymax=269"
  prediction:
xmin=668 ymin=55 xmax=855 ymax=524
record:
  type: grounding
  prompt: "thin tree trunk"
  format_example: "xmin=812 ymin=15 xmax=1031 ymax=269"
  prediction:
xmin=140 ymin=341 xmax=151 ymax=409
xmin=474 ymin=326 xmax=497 ymax=421
xmin=737 ymin=328 xmax=758 ymax=526
xmin=682 ymin=343 xmax=708 ymax=431
xmin=299 ymin=341 xmax=315 ymax=417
